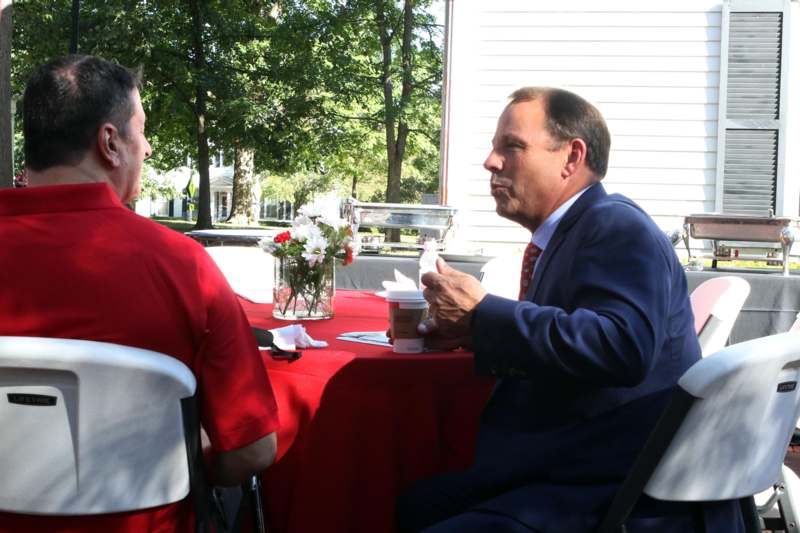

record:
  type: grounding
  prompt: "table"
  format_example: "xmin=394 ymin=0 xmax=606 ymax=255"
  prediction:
xmin=335 ymin=256 xmax=800 ymax=344
xmin=685 ymin=268 xmax=800 ymax=343
xmin=187 ymin=229 xmax=277 ymax=246
xmin=241 ymin=291 xmax=494 ymax=533
xmin=335 ymin=254 xmax=485 ymax=290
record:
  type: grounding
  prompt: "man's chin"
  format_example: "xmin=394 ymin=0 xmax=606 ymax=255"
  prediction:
xmin=494 ymin=202 xmax=511 ymax=219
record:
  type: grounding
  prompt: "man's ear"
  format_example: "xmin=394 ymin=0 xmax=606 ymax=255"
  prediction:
xmin=562 ymin=138 xmax=587 ymax=179
xmin=96 ymin=123 xmax=122 ymax=167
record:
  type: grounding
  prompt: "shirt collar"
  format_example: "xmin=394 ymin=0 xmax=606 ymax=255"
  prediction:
xmin=0 ymin=183 xmax=124 ymax=216
xmin=531 ymin=184 xmax=593 ymax=251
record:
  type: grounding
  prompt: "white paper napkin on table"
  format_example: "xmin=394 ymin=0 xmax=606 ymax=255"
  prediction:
xmin=375 ymin=269 xmax=418 ymax=297
xmin=270 ymin=325 xmax=328 ymax=350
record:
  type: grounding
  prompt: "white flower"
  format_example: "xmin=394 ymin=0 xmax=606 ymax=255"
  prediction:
xmin=291 ymin=214 xmax=312 ymax=229
xmin=291 ymin=216 xmax=321 ymax=242
xmin=298 ymin=200 xmax=324 ymax=219
xmin=302 ymin=233 xmax=329 ymax=266
xmin=299 ymin=195 xmax=340 ymax=220
xmin=319 ymin=215 xmax=349 ymax=231
xmin=348 ymin=236 xmax=362 ymax=256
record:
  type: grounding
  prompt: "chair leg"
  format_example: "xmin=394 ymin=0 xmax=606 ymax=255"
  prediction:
xmin=777 ymin=480 xmax=799 ymax=533
xmin=759 ymin=468 xmax=800 ymax=533
xmin=248 ymin=474 xmax=266 ymax=533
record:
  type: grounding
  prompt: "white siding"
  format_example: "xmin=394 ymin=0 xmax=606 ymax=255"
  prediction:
xmin=443 ymin=0 xmax=724 ymax=255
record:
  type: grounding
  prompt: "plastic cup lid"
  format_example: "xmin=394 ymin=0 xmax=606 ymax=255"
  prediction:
xmin=386 ymin=289 xmax=425 ymax=301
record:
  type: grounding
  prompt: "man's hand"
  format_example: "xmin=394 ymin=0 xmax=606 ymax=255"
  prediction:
xmin=387 ymin=321 xmax=471 ymax=351
xmin=417 ymin=318 xmax=473 ymax=351
xmin=421 ymin=258 xmax=487 ymax=340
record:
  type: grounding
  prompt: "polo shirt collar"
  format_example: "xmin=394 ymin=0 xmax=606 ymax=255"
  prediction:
xmin=0 ymin=183 xmax=124 ymax=216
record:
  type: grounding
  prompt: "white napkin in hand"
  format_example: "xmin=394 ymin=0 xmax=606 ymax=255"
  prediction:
xmin=381 ymin=269 xmax=418 ymax=292
xmin=270 ymin=324 xmax=328 ymax=350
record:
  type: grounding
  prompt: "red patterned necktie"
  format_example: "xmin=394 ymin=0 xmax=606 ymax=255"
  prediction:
xmin=518 ymin=242 xmax=543 ymax=300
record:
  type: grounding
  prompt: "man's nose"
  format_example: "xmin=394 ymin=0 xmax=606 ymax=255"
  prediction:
xmin=483 ymin=150 xmax=501 ymax=173
xmin=144 ymin=139 xmax=153 ymax=159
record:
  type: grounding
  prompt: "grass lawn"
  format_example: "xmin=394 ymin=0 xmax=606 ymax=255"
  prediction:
xmin=682 ymin=257 xmax=800 ymax=271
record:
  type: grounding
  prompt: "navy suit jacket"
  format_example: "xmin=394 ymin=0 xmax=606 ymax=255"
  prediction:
xmin=468 ymin=184 xmax=742 ymax=532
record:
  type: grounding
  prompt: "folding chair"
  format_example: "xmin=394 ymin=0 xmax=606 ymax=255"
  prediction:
xmin=205 ymin=246 xmax=275 ymax=304
xmin=754 ymin=311 xmax=800 ymax=532
xmin=0 ymin=337 xmax=208 ymax=531
xmin=479 ymin=252 xmax=524 ymax=300
xmin=790 ymin=311 xmax=800 ymax=332
xmin=689 ymin=276 xmax=750 ymax=357
xmin=211 ymin=474 xmax=267 ymax=533
xmin=596 ymin=330 xmax=800 ymax=533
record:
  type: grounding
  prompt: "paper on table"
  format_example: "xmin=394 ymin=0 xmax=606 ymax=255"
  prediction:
xmin=375 ymin=269 xmax=418 ymax=297
xmin=271 ymin=324 xmax=328 ymax=350
xmin=337 ymin=331 xmax=392 ymax=347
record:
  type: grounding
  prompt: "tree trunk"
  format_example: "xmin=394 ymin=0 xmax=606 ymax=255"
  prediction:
xmin=377 ymin=0 xmax=415 ymax=244
xmin=0 ymin=0 xmax=13 ymax=189
xmin=376 ymin=0 xmax=399 ymax=243
xmin=227 ymin=144 xmax=258 ymax=225
xmin=189 ymin=0 xmax=213 ymax=229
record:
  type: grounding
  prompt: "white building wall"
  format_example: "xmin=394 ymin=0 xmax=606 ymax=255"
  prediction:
xmin=785 ymin=1 xmax=800 ymax=220
xmin=444 ymin=0 xmax=724 ymax=255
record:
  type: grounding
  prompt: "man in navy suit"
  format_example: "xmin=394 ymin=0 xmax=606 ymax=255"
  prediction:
xmin=396 ymin=88 xmax=743 ymax=532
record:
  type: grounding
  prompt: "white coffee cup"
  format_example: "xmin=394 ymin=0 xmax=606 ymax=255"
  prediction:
xmin=386 ymin=290 xmax=428 ymax=353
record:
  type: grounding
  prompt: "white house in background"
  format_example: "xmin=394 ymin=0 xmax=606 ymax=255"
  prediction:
xmin=441 ymin=0 xmax=800 ymax=256
xmin=135 ymin=154 xmax=237 ymax=222
xmin=135 ymin=152 xmax=295 ymax=223
xmin=134 ymin=166 xmax=190 ymax=219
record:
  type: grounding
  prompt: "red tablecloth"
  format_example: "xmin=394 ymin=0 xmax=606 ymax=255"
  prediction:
xmin=241 ymin=290 xmax=494 ymax=533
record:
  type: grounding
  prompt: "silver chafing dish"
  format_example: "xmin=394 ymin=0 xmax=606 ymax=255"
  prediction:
xmin=343 ymin=200 xmax=458 ymax=252
xmin=683 ymin=213 xmax=799 ymax=276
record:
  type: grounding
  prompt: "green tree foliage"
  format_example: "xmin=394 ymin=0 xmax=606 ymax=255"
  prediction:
xmin=0 ymin=0 xmax=13 ymax=188
xmin=10 ymin=0 xmax=443 ymax=224
xmin=312 ymin=0 xmax=442 ymax=203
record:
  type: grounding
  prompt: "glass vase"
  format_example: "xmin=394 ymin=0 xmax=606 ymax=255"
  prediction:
xmin=273 ymin=255 xmax=335 ymax=320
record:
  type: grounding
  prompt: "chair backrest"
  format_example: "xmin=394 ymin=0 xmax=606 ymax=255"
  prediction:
xmin=0 ymin=337 xmax=197 ymax=515
xmin=647 ymin=330 xmax=800 ymax=501
xmin=689 ymin=276 xmax=750 ymax=356
xmin=790 ymin=311 xmax=800 ymax=332
xmin=205 ymin=246 xmax=274 ymax=304
xmin=597 ymin=331 xmax=800 ymax=533
xmin=479 ymin=253 xmax=523 ymax=300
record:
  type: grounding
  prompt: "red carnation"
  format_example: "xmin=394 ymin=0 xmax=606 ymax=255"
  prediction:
xmin=274 ymin=231 xmax=292 ymax=244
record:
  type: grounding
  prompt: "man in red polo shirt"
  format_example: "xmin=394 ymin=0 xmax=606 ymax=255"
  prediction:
xmin=0 ymin=55 xmax=279 ymax=532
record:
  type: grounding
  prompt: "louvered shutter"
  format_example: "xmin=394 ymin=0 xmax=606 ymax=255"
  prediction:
xmin=716 ymin=0 xmax=790 ymax=216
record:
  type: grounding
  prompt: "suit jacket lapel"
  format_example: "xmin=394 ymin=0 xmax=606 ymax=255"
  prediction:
xmin=526 ymin=183 xmax=608 ymax=302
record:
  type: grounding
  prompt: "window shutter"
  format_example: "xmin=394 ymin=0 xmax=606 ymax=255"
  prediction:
xmin=716 ymin=0 xmax=790 ymax=216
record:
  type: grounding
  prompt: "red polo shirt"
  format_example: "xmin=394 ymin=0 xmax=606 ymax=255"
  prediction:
xmin=0 ymin=183 xmax=279 ymax=532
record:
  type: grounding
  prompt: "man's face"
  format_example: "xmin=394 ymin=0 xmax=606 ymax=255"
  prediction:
xmin=113 ymin=89 xmax=152 ymax=203
xmin=483 ymin=99 xmax=571 ymax=232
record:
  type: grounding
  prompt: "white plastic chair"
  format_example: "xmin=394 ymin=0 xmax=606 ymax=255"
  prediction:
xmin=754 ymin=310 xmax=800 ymax=531
xmin=0 ymin=337 xmax=199 ymax=515
xmin=689 ymin=276 xmax=750 ymax=357
xmin=479 ymin=252 xmax=524 ymax=300
xmin=790 ymin=311 xmax=800 ymax=332
xmin=597 ymin=330 xmax=800 ymax=533
xmin=205 ymin=246 xmax=274 ymax=304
